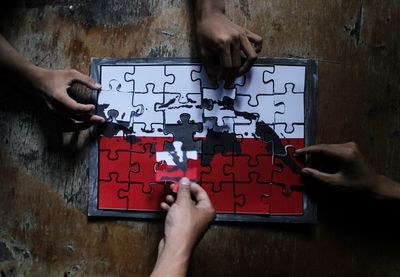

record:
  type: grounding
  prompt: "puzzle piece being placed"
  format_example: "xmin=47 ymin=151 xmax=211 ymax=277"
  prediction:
xmin=272 ymin=143 xmax=304 ymax=196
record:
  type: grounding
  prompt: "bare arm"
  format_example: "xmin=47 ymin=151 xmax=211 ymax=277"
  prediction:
xmin=0 ymin=34 xmax=104 ymax=129
xmin=151 ymin=178 xmax=215 ymax=277
xmin=194 ymin=0 xmax=263 ymax=86
xmin=296 ymin=142 xmax=400 ymax=199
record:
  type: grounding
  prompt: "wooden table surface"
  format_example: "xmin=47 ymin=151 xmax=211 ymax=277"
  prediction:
xmin=0 ymin=1 xmax=399 ymax=276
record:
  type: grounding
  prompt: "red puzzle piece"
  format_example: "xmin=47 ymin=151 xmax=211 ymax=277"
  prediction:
xmin=119 ymin=181 xmax=167 ymax=211
xmin=235 ymin=175 xmax=271 ymax=214
xmin=98 ymin=173 xmax=129 ymax=210
xmin=201 ymin=182 xmax=244 ymax=213
xmin=99 ymin=150 xmax=134 ymax=182
xmin=200 ymin=153 xmax=234 ymax=184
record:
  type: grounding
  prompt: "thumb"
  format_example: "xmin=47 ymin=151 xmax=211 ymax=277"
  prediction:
xmin=301 ymin=168 xmax=341 ymax=186
xmin=176 ymin=177 xmax=191 ymax=204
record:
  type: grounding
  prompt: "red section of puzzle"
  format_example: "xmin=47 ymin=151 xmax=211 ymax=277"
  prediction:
xmin=98 ymin=136 xmax=304 ymax=215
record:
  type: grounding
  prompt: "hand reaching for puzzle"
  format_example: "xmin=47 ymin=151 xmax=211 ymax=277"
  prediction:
xmin=32 ymin=68 xmax=105 ymax=128
xmin=151 ymin=178 xmax=215 ymax=277
xmin=296 ymin=142 xmax=400 ymax=199
xmin=195 ymin=0 xmax=262 ymax=85
xmin=0 ymin=34 xmax=104 ymax=130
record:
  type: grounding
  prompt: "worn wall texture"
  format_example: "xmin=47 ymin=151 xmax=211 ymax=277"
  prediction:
xmin=0 ymin=0 xmax=399 ymax=276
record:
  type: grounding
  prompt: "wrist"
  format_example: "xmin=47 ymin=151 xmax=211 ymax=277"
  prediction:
xmin=151 ymin=241 xmax=192 ymax=277
xmin=371 ymin=174 xmax=400 ymax=200
xmin=195 ymin=0 xmax=225 ymax=21
xmin=163 ymin=237 xmax=194 ymax=258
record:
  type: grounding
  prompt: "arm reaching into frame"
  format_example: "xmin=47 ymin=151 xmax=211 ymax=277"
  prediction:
xmin=194 ymin=0 xmax=263 ymax=86
xmin=151 ymin=178 xmax=215 ymax=277
xmin=296 ymin=142 xmax=400 ymax=199
xmin=0 ymin=34 xmax=104 ymax=130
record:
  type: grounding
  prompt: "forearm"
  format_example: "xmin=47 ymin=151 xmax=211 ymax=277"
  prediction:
xmin=151 ymin=242 xmax=192 ymax=277
xmin=372 ymin=174 xmax=400 ymax=200
xmin=0 ymin=34 xmax=43 ymax=90
xmin=195 ymin=0 xmax=225 ymax=20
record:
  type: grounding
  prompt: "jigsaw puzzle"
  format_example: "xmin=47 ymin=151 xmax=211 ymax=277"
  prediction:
xmin=89 ymin=58 xmax=317 ymax=222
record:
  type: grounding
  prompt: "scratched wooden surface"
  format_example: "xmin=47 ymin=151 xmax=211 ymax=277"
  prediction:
xmin=0 ymin=0 xmax=399 ymax=276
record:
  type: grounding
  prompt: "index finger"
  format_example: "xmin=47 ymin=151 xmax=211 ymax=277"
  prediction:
xmin=238 ymin=35 xmax=258 ymax=75
xmin=295 ymin=144 xmax=345 ymax=158
xmin=190 ymin=182 xmax=213 ymax=208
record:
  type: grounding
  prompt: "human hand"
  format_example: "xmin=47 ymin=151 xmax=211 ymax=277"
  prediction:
xmin=32 ymin=67 xmax=104 ymax=130
xmin=159 ymin=178 xmax=215 ymax=255
xmin=151 ymin=178 xmax=215 ymax=277
xmin=196 ymin=11 xmax=262 ymax=85
xmin=296 ymin=142 xmax=382 ymax=194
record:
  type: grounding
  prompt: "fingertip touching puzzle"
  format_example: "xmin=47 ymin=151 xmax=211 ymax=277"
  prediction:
xmin=88 ymin=58 xmax=317 ymax=223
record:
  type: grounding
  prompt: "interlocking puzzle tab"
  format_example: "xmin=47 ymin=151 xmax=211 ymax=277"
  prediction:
xmin=96 ymin=62 xmax=307 ymax=217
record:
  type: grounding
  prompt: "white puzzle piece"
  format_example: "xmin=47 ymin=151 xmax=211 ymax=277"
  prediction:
xmin=264 ymin=65 xmax=306 ymax=94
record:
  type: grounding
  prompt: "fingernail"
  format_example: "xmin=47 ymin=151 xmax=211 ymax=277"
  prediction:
xmin=95 ymin=83 xmax=101 ymax=89
xmin=180 ymin=177 xmax=189 ymax=185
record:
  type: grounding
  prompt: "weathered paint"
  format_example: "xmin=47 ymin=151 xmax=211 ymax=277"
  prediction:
xmin=0 ymin=0 xmax=399 ymax=276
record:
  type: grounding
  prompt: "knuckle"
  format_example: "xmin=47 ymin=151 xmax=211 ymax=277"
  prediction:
xmin=345 ymin=142 xmax=359 ymax=158
xmin=248 ymin=53 xmax=257 ymax=62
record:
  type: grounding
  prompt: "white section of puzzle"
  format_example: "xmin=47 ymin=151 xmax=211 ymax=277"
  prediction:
xmin=97 ymin=63 xmax=306 ymax=139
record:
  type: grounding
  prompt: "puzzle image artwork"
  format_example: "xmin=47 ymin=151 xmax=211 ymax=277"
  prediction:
xmin=89 ymin=58 xmax=316 ymax=222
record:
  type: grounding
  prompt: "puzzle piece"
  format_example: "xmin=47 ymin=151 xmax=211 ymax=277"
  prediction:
xmin=201 ymin=182 xmax=245 ymax=213
xmin=163 ymin=114 xmax=203 ymax=152
xmin=233 ymin=94 xmax=283 ymax=125
xmin=164 ymin=65 xmax=202 ymax=95
xmin=202 ymin=86 xmax=237 ymax=126
xmin=119 ymin=180 xmax=167 ymax=211
xmin=129 ymin=144 xmax=159 ymax=192
xmin=131 ymin=83 xmax=165 ymax=133
xmin=101 ymin=65 xmax=134 ymax=92
xmin=269 ymin=184 xmax=303 ymax=215
xmin=224 ymin=154 xmax=279 ymax=183
xmin=190 ymin=65 xmax=219 ymax=90
xmin=273 ymin=123 xmax=305 ymax=139
xmin=272 ymin=144 xmax=304 ymax=196
xmin=274 ymin=83 xmax=304 ymax=133
xmin=235 ymin=66 xmax=274 ymax=106
xmin=98 ymin=175 xmax=129 ymax=210
xmin=264 ymin=65 xmax=306 ymax=94
xmin=125 ymin=65 xmax=174 ymax=93
xmin=156 ymin=92 xmax=203 ymax=124
xmin=235 ymin=175 xmax=271 ymax=214
xmin=99 ymin=150 xmax=134 ymax=182
xmin=97 ymin=80 xmax=136 ymax=124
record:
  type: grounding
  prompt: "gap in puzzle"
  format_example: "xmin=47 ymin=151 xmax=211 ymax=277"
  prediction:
xmin=96 ymin=62 xmax=305 ymax=215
